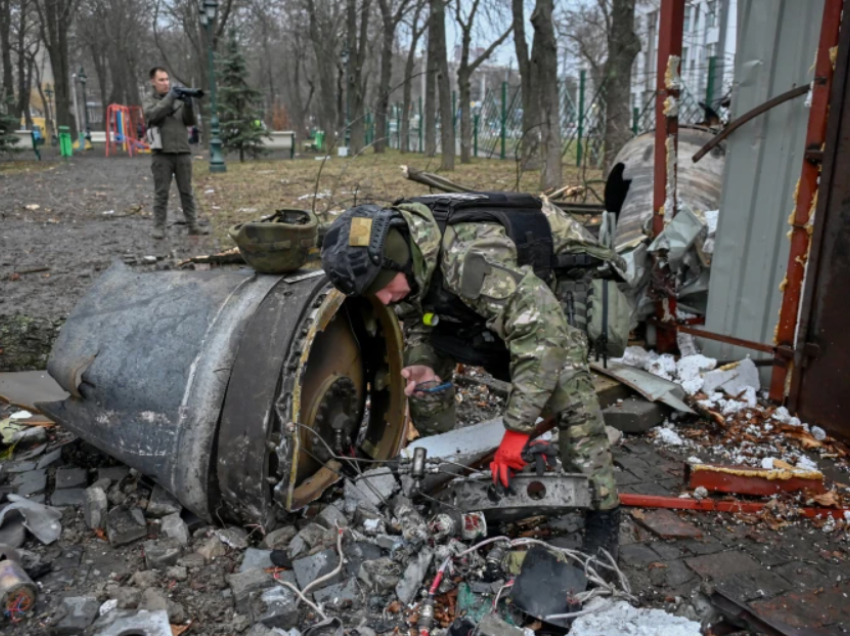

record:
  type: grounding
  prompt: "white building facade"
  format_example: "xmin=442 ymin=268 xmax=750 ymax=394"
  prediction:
xmin=631 ymin=0 xmax=738 ymax=118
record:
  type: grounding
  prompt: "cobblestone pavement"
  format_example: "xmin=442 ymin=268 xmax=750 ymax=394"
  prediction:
xmin=612 ymin=437 xmax=850 ymax=634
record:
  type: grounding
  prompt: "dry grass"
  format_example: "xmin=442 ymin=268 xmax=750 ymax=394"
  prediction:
xmin=0 ymin=159 xmax=58 ymax=175
xmin=194 ymin=150 xmax=602 ymax=241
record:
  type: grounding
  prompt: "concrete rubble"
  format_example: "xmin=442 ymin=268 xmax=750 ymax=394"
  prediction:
xmin=1 ymin=366 xmax=849 ymax=636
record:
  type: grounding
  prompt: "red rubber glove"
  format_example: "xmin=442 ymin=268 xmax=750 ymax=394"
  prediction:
xmin=490 ymin=430 xmax=531 ymax=492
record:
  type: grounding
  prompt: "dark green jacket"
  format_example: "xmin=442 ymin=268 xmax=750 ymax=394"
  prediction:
xmin=142 ymin=89 xmax=196 ymax=154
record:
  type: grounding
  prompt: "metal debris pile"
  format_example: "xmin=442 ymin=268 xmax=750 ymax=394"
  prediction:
xmin=612 ymin=345 xmax=850 ymax=536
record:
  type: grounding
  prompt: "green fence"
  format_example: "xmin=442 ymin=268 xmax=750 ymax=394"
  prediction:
xmin=352 ymin=76 xmax=725 ymax=162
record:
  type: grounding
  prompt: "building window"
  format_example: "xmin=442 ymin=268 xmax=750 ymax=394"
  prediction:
xmin=707 ymin=0 xmax=718 ymax=27
xmin=683 ymin=6 xmax=692 ymax=32
xmin=706 ymin=42 xmax=717 ymax=60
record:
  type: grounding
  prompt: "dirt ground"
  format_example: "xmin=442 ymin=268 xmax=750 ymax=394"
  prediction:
xmin=0 ymin=150 xmax=599 ymax=371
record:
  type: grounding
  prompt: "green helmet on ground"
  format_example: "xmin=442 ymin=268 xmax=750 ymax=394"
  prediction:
xmin=229 ymin=209 xmax=318 ymax=274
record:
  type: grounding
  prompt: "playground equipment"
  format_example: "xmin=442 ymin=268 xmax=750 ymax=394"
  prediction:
xmin=58 ymin=126 xmax=72 ymax=158
xmin=105 ymin=104 xmax=150 ymax=156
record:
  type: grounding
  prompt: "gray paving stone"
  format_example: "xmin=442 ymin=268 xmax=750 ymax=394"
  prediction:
xmin=619 ymin=543 xmax=664 ymax=566
xmin=240 ymin=548 xmax=273 ymax=573
xmin=11 ymin=469 xmax=47 ymax=496
xmin=36 ymin=448 xmax=64 ymax=469
xmin=649 ymin=542 xmax=686 ymax=560
xmin=772 ymin=561 xmax=831 ymax=591
xmin=649 ymin=558 xmax=697 ymax=589
xmin=313 ymin=577 xmax=359 ymax=607
xmin=685 ymin=550 xmax=761 ymax=581
xmin=146 ymin=485 xmax=182 ymax=517
xmin=603 ymin=398 xmax=664 ymax=433
xmin=55 ymin=466 xmax=88 ymax=489
xmin=91 ymin=609 xmax=171 ymax=636
xmin=679 ymin=536 xmax=726 ymax=556
xmin=227 ymin=568 xmax=277 ymax=614
xmin=144 ymin=538 xmax=183 ymax=569
xmin=713 ymin=568 xmax=792 ymax=602
xmin=161 ymin=513 xmax=189 ymax=546
xmin=50 ymin=487 xmax=86 ymax=507
xmin=106 ymin=508 xmax=148 ymax=546
xmin=292 ymin=548 xmax=343 ymax=591
xmin=250 ymin=586 xmax=300 ymax=629
xmin=4 ymin=461 xmax=37 ymax=473
xmin=53 ymin=595 xmax=99 ymax=635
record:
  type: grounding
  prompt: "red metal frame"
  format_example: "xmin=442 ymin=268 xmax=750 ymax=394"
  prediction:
xmin=620 ymin=493 xmax=848 ymax=520
xmin=652 ymin=0 xmax=686 ymax=352
xmin=770 ymin=0 xmax=844 ymax=402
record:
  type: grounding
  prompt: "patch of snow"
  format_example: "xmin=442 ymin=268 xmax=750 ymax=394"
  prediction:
xmin=569 ymin=598 xmax=702 ymax=636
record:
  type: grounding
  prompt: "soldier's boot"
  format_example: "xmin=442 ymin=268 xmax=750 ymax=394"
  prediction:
xmin=582 ymin=505 xmax=621 ymax=564
xmin=187 ymin=222 xmax=210 ymax=236
xmin=152 ymin=217 xmax=167 ymax=240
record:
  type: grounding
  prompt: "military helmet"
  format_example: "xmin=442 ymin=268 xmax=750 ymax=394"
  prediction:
xmin=320 ymin=204 xmax=411 ymax=296
xmin=229 ymin=209 xmax=318 ymax=274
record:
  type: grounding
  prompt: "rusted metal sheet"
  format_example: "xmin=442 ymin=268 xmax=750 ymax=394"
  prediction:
xmin=789 ymin=0 xmax=850 ymax=441
xmin=686 ymin=463 xmax=826 ymax=496
xmin=770 ymin=0 xmax=844 ymax=401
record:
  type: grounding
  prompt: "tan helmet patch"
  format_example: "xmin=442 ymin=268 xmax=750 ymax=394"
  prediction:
xmin=349 ymin=217 xmax=373 ymax=246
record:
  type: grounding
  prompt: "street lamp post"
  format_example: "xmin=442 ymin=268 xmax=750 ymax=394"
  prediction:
xmin=44 ymin=84 xmax=55 ymax=143
xmin=199 ymin=0 xmax=226 ymax=173
xmin=78 ymin=67 xmax=91 ymax=142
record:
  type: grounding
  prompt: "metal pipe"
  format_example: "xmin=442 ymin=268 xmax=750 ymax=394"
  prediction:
xmin=619 ymin=493 xmax=849 ymax=520
xmin=692 ymin=85 xmax=810 ymax=163
xmin=652 ymin=0 xmax=686 ymax=352
xmin=648 ymin=319 xmax=777 ymax=355
xmin=770 ymin=0 xmax=844 ymax=402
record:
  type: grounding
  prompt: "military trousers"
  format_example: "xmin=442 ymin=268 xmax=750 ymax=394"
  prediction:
xmin=409 ymin=318 xmax=619 ymax=512
xmin=151 ymin=152 xmax=197 ymax=229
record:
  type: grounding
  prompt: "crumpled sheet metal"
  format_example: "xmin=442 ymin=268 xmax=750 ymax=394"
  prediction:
xmin=0 ymin=495 xmax=62 ymax=544
xmin=590 ymin=361 xmax=695 ymax=414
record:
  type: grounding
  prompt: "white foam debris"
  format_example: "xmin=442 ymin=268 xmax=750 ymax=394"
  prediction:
xmin=646 ymin=353 xmax=678 ymax=381
xmin=10 ymin=410 xmax=33 ymax=420
xmin=686 ymin=456 xmax=703 ymax=465
xmin=796 ymin=455 xmax=819 ymax=472
xmin=676 ymin=354 xmax=718 ymax=396
xmin=654 ymin=425 xmax=686 ymax=447
xmin=615 ymin=345 xmax=658 ymax=369
xmin=761 ymin=457 xmax=778 ymax=469
xmin=812 ymin=426 xmax=827 ymax=442
xmin=569 ymin=598 xmax=702 ymax=636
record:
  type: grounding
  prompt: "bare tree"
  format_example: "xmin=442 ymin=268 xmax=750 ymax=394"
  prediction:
xmin=423 ymin=0 xmax=436 ymax=156
xmin=511 ymin=0 xmax=540 ymax=169
xmin=453 ymin=0 xmax=511 ymax=163
xmin=561 ymin=0 xmax=642 ymax=171
xmin=305 ymin=0 xmax=343 ymax=140
xmin=399 ymin=1 xmax=426 ymax=153
xmin=0 ymin=0 xmax=12 ymax=102
xmin=345 ymin=0 xmax=372 ymax=154
xmin=14 ymin=0 xmax=39 ymax=127
xmin=531 ymin=0 xmax=560 ymax=189
xmin=374 ymin=0 xmax=412 ymax=153
xmin=34 ymin=0 xmax=81 ymax=136
xmin=428 ymin=0 xmax=453 ymax=169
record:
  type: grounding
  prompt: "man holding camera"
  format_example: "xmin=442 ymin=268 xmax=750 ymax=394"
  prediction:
xmin=143 ymin=66 xmax=209 ymax=239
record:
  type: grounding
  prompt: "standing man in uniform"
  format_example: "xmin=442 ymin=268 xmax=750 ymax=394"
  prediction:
xmin=320 ymin=195 xmax=624 ymax=561
xmin=143 ymin=67 xmax=209 ymax=239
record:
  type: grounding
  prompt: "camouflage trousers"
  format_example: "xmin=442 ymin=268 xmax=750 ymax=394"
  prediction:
xmin=409 ymin=321 xmax=619 ymax=512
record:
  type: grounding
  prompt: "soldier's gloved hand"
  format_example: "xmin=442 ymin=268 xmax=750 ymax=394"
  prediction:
xmin=167 ymin=86 xmax=181 ymax=99
xmin=522 ymin=439 xmax=557 ymax=476
xmin=490 ymin=430 xmax=531 ymax=494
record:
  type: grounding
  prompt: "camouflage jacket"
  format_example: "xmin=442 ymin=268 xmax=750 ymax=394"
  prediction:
xmin=394 ymin=198 xmax=621 ymax=434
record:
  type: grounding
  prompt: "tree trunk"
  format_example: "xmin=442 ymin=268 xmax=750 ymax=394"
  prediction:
xmin=36 ymin=0 xmax=77 ymax=137
xmin=430 ymin=0 xmax=453 ymax=170
xmin=511 ymin=0 xmax=539 ymax=169
xmin=602 ymin=0 xmax=641 ymax=172
xmin=531 ymin=0 xmax=560 ymax=190
xmin=458 ymin=68 xmax=472 ymax=163
xmin=400 ymin=33 xmax=419 ymax=153
xmin=306 ymin=0 xmax=338 ymax=142
xmin=345 ymin=0 xmax=370 ymax=155
xmin=19 ymin=56 xmax=33 ymax=129
xmin=424 ymin=9 xmax=437 ymax=157
xmin=374 ymin=0 xmax=394 ymax=153
xmin=0 ymin=0 xmax=12 ymax=103
xmin=14 ymin=8 xmax=29 ymax=123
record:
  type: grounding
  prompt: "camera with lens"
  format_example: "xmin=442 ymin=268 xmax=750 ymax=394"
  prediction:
xmin=173 ymin=87 xmax=205 ymax=100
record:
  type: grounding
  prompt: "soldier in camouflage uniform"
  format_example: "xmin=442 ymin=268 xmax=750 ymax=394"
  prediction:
xmin=321 ymin=196 xmax=622 ymax=559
